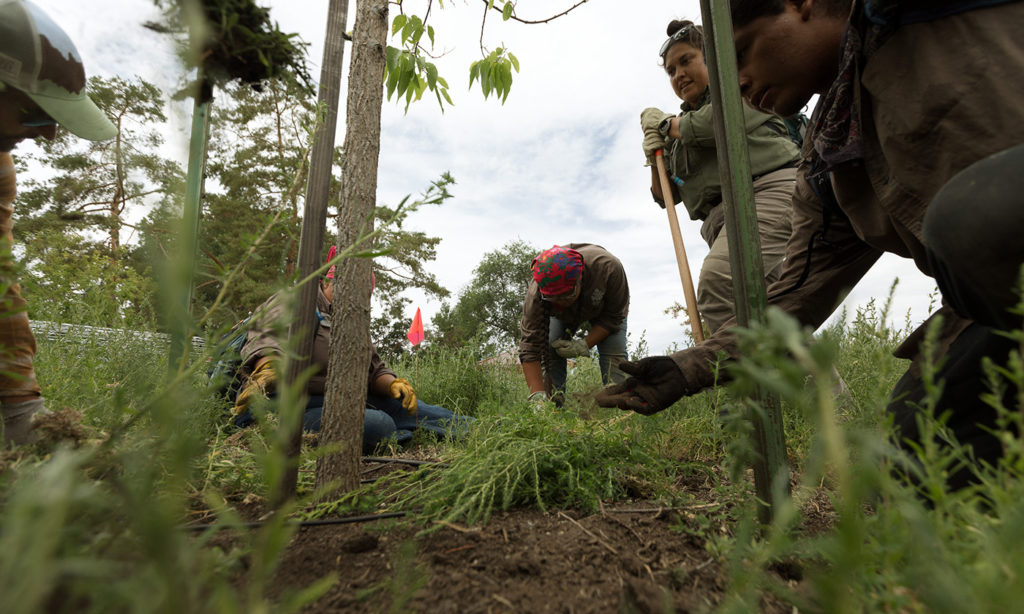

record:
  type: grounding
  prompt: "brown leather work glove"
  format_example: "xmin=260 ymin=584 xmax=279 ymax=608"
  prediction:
xmin=389 ymin=377 xmax=418 ymax=415
xmin=232 ymin=358 xmax=276 ymax=415
xmin=594 ymin=357 xmax=692 ymax=415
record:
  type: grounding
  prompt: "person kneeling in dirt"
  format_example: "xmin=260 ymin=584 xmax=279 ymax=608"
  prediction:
xmin=231 ymin=253 xmax=473 ymax=453
xmin=519 ymin=244 xmax=630 ymax=408
xmin=597 ymin=0 xmax=1024 ymax=491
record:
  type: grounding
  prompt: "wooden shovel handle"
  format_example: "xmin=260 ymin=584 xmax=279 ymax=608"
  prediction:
xmin=655 ymin=150 xmax=704 ymax=343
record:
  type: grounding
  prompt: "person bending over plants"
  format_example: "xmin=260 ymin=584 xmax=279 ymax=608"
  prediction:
xmin=599 ymin=0 xmax=1024 ymax=491
xmin=519 ymin=244 xmax=629 ymax=408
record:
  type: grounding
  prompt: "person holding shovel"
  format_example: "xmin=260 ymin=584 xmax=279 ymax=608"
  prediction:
xmin=641 ymin=19 xmax=801 ymax=336
xmin=602 ymin=0 xmax=1024 ymax=491
xmin=231 ymin=247 xmax=472 ymax=453
xmin=519 ymin=244 xmax=629 ymax=407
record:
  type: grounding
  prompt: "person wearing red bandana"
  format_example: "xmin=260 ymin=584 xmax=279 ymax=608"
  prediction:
xmin=518 ymin=244 xmax=630 ymax=408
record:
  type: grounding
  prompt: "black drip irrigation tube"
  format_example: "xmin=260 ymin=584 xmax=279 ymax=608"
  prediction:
xmin=184 ymin=456 xmax=446 ymax=532
xmin=362 ymin=456 xmax=449 ymax=468
xmin=183 ymin=511 xmax=407 ymax=532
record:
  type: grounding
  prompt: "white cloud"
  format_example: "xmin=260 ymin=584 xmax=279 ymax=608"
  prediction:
xmin=37 ymin=0 xmax=938 ymax=354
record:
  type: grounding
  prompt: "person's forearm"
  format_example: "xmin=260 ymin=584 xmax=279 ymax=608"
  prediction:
xmin=372 ymin=373 xmax=395 ymax=397
xmin=666 ymin=117 xmax=681 ymax=140
xmin=522 ymin=361 xmax=545 ymax=393
xmin=585 ymin=325 xmax=611 ymax=349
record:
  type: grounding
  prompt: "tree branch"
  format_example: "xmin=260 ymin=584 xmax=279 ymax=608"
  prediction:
xmin=480 ymin=0 xmax=591 ymax=25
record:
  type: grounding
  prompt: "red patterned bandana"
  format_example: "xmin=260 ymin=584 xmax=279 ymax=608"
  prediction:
xmin=531 ymin=246 xmax=584 ymax=296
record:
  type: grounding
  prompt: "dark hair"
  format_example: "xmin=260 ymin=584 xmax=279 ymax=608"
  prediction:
xmin=729 ymin=0 xmax=852 ymax=28
xmin=660 ymin=19 xmax=705 ymax=64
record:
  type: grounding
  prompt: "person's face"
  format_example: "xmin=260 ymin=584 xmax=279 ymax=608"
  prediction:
xmin=663 ymin=41 xmax=709 ymax=106
xmin=732 ymin=0 xmax=845 ymax=117
xmin=541 ymin=279 xmax=582 ymax=308
xmin=0 ymin=85 xmax=58 ymax=153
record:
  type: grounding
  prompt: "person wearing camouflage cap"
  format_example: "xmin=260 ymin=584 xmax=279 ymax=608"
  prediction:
xmin=0 ymin=0 xmax=116 ymax=445
xmin=519 ymin=244 xmax=630 ymax=408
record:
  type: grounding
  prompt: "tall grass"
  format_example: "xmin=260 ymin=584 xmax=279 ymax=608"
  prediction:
xmin=6 ymin=285 xmax=1024 ymax=612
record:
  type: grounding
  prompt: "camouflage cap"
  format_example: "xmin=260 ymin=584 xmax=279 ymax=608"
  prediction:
xmin=0 ymin=0 xmax=116 ymax=140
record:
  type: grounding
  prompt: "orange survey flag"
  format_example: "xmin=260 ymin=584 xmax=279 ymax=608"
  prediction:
xmin=407 ymin=307 xmax=425 ymax=346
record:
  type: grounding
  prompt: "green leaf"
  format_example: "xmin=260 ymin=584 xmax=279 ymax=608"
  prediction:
xmin=509 ymin=52 xmax=520 ymax=73
xmin=391 ymin=14 xmax=407 ymax=36
xmin=385 ymin=45 xmax=399 ymax=68
xmin=427 ymin=25 xmax=435 ymax=47
xmin=397 ymin=65 xmax=413 ymax=100
xmin=502 ymin=2 xmax=513 ymax=21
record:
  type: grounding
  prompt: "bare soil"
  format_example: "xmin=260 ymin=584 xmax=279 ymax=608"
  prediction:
xmin=239 ymin=459 xmax=835 ymax=613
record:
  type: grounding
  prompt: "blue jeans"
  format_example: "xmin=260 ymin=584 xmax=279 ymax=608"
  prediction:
xmin=234 ymin=394 xmax=473 ymax=454
xmin=546 ymin=317 xmax=628 ymax=392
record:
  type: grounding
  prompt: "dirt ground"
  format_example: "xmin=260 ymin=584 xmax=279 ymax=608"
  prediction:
xmin=243 ymin=458 xmax=833 ymax=613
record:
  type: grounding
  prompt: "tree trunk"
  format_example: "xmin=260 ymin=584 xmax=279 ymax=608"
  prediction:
xmin=274 ymin=0 xmax=351 ymax=507
xmin=315 ymin=0 xmax=389 ymax=498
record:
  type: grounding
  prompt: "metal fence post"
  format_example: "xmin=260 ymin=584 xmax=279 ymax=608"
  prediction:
xmin=698 ymin=0 xmax=790 ymax=523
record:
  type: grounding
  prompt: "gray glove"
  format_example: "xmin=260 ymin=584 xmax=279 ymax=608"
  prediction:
xmin=594 ymin=357 xmax=693 ymax=415
xmin=551 ymin=338 xmax=590 ymax=358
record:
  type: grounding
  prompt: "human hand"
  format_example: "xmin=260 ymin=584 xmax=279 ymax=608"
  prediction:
xmin=641 ymin=107 xmax=674 ymax=133
xmin=643 ymin=127 xmax=667 ymax=166
xmin=640 ymin=108 xmax=674 ymax=166
xmin=233 ymin=359 xmax=277 ymax=415
xmin=527 ymin=390 xmax=549 ymax=412
xmin=551 ymin=338 xmax=590 ymax=358
xmin=593 ymin=357 xmax=692 ymax=415
xmin=389 ymin=378 xmax=418 ymax=415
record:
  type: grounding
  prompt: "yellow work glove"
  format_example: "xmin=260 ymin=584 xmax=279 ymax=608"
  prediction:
xmin=232 ymin=359 xmax=277 ymax=415
xmin=640 ymin=107 xmax=674 ymax=166
xmin=389 ymin=377 xmax=417 ymax=415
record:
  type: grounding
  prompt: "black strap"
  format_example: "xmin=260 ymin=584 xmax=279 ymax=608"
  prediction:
xmin=767 ymin=167 xmax=845 ymax=301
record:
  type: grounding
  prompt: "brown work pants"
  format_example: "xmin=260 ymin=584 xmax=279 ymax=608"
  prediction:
xmin=697 ymin=167 xmax=796 ymax=335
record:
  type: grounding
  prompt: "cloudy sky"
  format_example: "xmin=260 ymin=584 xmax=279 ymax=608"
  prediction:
xmin=35 ymin=0 xmax=938 ymax=354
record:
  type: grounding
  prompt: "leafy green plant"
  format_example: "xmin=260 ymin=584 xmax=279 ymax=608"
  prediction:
xmin=385 ymin=14 xmax=452 ymax=112
xmin=468 ymin=46 xmax=520 ymax=103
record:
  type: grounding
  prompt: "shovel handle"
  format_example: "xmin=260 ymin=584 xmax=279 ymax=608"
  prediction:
xmin=655 ymin=150 xmax=704 ymax=343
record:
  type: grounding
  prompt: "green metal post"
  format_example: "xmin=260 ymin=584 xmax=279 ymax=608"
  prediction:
xmin=698 ymin=0 xmax=790 ymax=523
xmin=169 ymin=87 xmax=211 ymax=373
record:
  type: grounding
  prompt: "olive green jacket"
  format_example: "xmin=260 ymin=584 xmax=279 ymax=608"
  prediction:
xmin=663 ymin=89 xmax=800 ymax=221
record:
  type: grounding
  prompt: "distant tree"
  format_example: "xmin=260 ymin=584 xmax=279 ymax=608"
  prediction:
xmin=366 ymin=174 xmax=454 ymax=359
xmin=433 ymin=239 xmax=536 ymax=355
xmin=15 ymin=76 xmax=183 ymax=326
xmin=196 ymin=77 xmax=316 ymax=327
